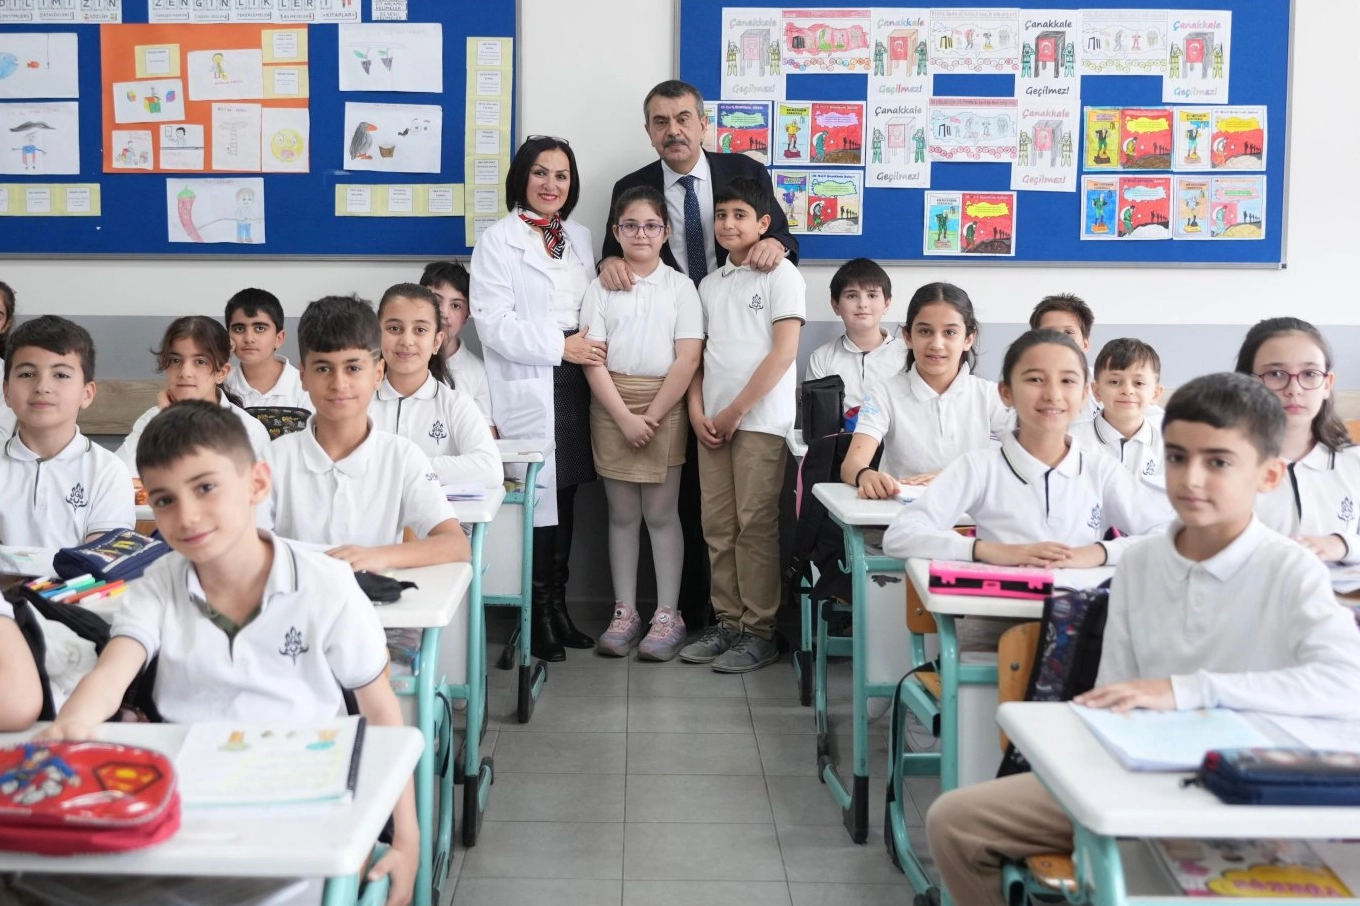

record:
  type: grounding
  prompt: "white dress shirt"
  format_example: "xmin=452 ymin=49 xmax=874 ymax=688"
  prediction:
xmin=662 ymin=153 xmax=717 ymax=278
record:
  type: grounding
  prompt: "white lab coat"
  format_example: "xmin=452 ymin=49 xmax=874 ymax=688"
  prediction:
xmin=470 ymin=211 xmax=594 ymax=526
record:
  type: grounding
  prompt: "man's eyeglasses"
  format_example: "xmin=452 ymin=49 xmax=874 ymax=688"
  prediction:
xmin=617 ymin=220 xmax=666 ymax=238
xmin=1254 ymin=369 xmax=1327 ymax=391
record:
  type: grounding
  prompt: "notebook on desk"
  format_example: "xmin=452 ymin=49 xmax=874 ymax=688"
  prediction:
xmin=1071 ymin=704 xmax=1274 ymax=772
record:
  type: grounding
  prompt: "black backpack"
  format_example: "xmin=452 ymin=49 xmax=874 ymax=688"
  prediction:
xmin=786 ymin=432 xmax=881 ymax=607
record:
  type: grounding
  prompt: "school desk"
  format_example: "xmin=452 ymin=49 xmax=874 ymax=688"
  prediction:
xmin=0 ymin=722 xmax=423 ymax=906
xmin=786 ymin=428 xmax=808 ymax=460
xmin=996 ymin=702 xmax=1360 ymax=906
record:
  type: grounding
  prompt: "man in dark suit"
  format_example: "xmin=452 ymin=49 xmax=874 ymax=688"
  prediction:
xmin=598 ymin=79 xmax=799 ymax=633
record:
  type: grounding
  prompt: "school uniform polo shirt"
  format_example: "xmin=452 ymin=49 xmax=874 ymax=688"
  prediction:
xmin=0 ymin=429 xmax=134 ymax=548
xmin=579 ymin=265 xmax=704 ymax=378
xmin=110 ymin=533 xmax=389 ymax=723
xmin=446 ymin=344 xmax=494 ymax=426
xmin=223 ymin=355 xmax=314 ymax=412
xmin=883 ymin=430 xmax=1174 ymax=566
xmin=1099 ymin=518 xmax=1360 ymax=717
xmin=806 ymin=331 xmax=909 ymax=417
xmin=856 ymin=363 xmax=1012 ymax=478
xmin=0 ymin=402 xmax=14 ymax=440
xmin=1256 ymin=443 xmax=1360 ymax=564
xmin=369 ymin=374 xmax=502 ymax=488
xmin=117 ymin=397 xmax=272 ymax=476
xmin=1071 ymin=408 xmax=1163 ymax=479
xmin=697 ymin=258 xmax=806 ymax=437
xmin=264 ymin=420 xmax=455 ymax=547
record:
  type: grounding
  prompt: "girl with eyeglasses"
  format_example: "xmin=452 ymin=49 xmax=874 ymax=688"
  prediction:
xmin=582 ymin=185 xmax=704 ymax=661
xmin=1235 ymin=317 xmax=1360 ymax=563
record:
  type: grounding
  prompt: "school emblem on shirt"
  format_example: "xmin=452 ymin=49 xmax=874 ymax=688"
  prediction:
xmin=65 ymin=484 xmax=88 ymax=509
xmin=1340 ymin=496 xmax=1355 ymax=525
xmin=425 ymin=472 xmax=439 ymax=483
xmin=1087 ymin=504 xmax=1102 ymax=531
xmin=749 ymin=293 xmax=764 ymax=311
xmin=428 ymin=420 xmax=447 ymax=442
xmin=861 ymin=396 xmax=880 ymax=417
xmin=278 ymin=627 xmax=310 ymax=664
xmin=1142 ymin=458 xmax=1157 ymax=476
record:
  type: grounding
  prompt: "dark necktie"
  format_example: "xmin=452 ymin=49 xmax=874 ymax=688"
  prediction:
xmin=678 ymin=174 xmax=707 ymax=286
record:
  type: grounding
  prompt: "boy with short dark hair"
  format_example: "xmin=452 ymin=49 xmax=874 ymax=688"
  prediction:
xmin=39 ymin=400 xmax=418 ymax=902
xmin=806 ymin=257 xmax=906 ymax=430
xmin=265 ymin=295 xmax=469 ymax=571
xmin=682 ymin=176 xmax=805 ymax=673
xmin=1073 ymin=337 xmax=1166 ymax=478
xmin=926 ymin=372 xmax=1360 ymax=906
xmin=223 ymin=287 xmax=312 ymax=411
xmin=0 ymin=315 xmax=134 ymax=547
xmin=1030 ymin=292 xmax=1098 ymax=423
xmin=420 ymin=261 xmax=493 ymax=428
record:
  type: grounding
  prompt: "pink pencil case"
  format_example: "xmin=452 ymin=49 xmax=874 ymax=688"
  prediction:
xmin=927 ymin=561 xmax=1054 ymax=599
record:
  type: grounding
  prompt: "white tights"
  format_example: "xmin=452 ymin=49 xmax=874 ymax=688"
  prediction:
xmin=603 ymin=467 xmax=684 ymax=613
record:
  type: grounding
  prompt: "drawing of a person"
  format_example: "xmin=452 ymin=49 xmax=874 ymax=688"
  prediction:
xmin=1211 ymin=44 xmax=1224 ymax=79
xmin=1093 ymin=127 xmax=1110 ymax=163
xmin=871 ymin=128 xmax=883 ymax=164
xmin=913 ymin=127 xmax=926 ymax=163
xmin=1132 ymin=33 xmax=1141 ymax=51
xmin=1021 ymin=42 xmax=1033 ymax=77
xmin=1184 ymin=125 xmax=1201 ymax=162
xmin=720 ymin=132 xmax=732 ymax=153
xmin=1114 ymin=29 xmax=1123 ymax=51
xmin=1017 ymin=131 xmax=1030 ymax=166
xmin=1121 ymin=205 xmax=1134 ymax=235
xmin=873 ymin=40 xmax=886 ymax=75
xmin=768 ymin=41 xmax=780 ymax=75
xmin=963 ymin=220 xmax=976 ymax=248
xmin=1091 ymin=191 xmax=1108 ymax=228
xmin=234 ymin=187 xmax=258 ymax=243
xmin=1059 ymin=132 xmax=1073 ymax=167
xmin=812 ymin=130 xmax=826 ymax=162
xmin=17 ymin=130 xmax=44 ymax=170
xmin=211 ymin=52 xmax=227 ymax=81
xmin=1062 ymin=42 xmax=1075 ymax=77
xmin=1168 ymin=44 xmax=1182 ymax=78
xmin=726 ymin=41 xmax=738 ymax=75
xmin=935 ymin=209 xmax=949 ymax=242
xmin=171 ymin=126 xmax=187 ymax=147
xmin=915 ymin=40 xmax=928 ymax=75
xmin=785 ymin=118 xmax=801 ymax=152
xmin=964 ymin=28 xmax=974 ymax=50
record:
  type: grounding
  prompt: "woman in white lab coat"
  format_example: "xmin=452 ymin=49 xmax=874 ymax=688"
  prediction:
xmin=471 ymin=136 xmax=604 ymax=663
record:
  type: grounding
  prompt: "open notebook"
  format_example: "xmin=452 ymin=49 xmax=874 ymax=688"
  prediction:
xmin=1071 ymin=704 xmax=1274 ymax=771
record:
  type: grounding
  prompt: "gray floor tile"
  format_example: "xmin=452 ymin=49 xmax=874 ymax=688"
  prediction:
xmin=623 ymin=823 xmax=785 ymax=880
xmin=627 ymin=696 xmax=753 ymax=734
xmin=905 ymin=775 xmax=942 ymax=818
xmin=487 ymin=772 xmax=625 ymax=822
xmin=460 ymin=820 xmax=624 ymax=879
xmin=777 ymin=823 xmax=912 ymax=884
xmin=627 ymin=661 xmax=749 ymax=698
xmin=492 ymin=731 xmax=626 ymax=774
xmin=539 ymin=661 xmax=631 ymax=697
xmin=499 ymin=694 xmax=628 ymax=733
xmin=626 ymin=732 xmax=764 ymax=775
xmin=743 ymin=665 xmax=802 ymax=700
xmin=789 ymin=882 xmax=916 ymax=906
xmin=452 ymin=878 xmax=621 ymax=906
xmin=755 ymin=733 xmax=819 ymax=777
xmin=625 ymin=774 xmax=774 ymax=823
xmin=623 ymin=880 xmax=793 ymax=906
xmin=750 ymin=699 xmax=817 ymax=735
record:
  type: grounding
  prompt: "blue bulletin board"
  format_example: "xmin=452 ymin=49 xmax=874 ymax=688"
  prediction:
xmin=0 ymin=0 xmax=514 ymax=258
xmin=679 ymin=0 xmax=1291 ymax=266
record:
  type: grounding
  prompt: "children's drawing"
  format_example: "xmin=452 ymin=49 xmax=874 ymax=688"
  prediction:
xmin=868 ymin=9 xmax=929 ymax=100
xmin=111 ymin=129 xmax=153 ymax=170
xmin=928 ymin=7 xmax=1020 ymax=74
xmin=1173 ymin=106 xmax=1212 ymax=170
xmin=1083 ymin=106 xmax=1120 ymax=170
xmin=1208 ymin=175 xmax=1265 ymax=239
xmin=720 ymin=7 xmax=782 ymax=100
xmin=1211 ymin=106 xmax=1266 ymax=170
xmin=0 ymin=102 xmax=78 ymax=175
xmin=773 ymin=170 xmax=808 ymax=230
xmin=166 ymin=177 xmax=266 ymax=244
xmin=927 ymin=97 xmax=1018 ymax=162
xmin=160 ymin=123 xmax=205 ymax=170
xmin=808 ymin=101 xmax=864 ymax=166
xmin=1011 ymin=100 xmax=1077 ymax=193
xmin=866 ymin=99 xmax=929 ymax=189
xmin=342 ymin=101 xmax=442 ymax=174
xmin=1118 ymin=108 xmax=1172 ymax=170
xmin=337 ymin=23 xmax=442 ymax=93
xmin=112 ymin=79 xmax=185 ymax=124
xmin=186 ymin=48 xmax=264 ymax=101
xmin=0 ymin=33 xmax=78 ymax=99
xmin=713 ymin=101 xmax=771 ymax=164
xmin=804 ymin=172 xmax=862 ymax=234
xmin=923 ymin=191 xmax=960 ymax=254
xmin=1173 ymin=175 xmax=1210 ymax=239
xmin=211 ymin=102 xmax=262 ymax=172
xmin=1019 ymin=11 xmax=1079 ymax=90
xmin=1080 ymin=175 xmax=1118 ymax=239
xmin=1163 ymin=11 xmax=1231 ymax=104
xmin=780 ymin=8 xmax=872 ymax=74
xmin=1080 ymin=9 xmax=1167 ymax=75
xmin=776 ymin=101 xmax=811 ymax=164
xmin=1116 ymin=176 xmax=1172 ymax=239
xmin=261 ymin=106 xmax=308 ymax=173
xmin=960 ymin=192 xmax=1017 ymax=255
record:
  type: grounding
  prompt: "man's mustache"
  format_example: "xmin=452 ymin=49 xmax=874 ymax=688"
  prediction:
xmin=664 ymin=136 xmax=689 ymax=147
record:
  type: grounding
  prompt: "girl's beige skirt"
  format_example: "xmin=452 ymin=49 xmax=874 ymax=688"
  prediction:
xmin=590 ymin=373 xmax=687 ymax=483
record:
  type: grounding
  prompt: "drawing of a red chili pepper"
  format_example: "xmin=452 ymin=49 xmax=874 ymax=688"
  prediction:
xmin=176 ymin=184 xmax=204 ymax=242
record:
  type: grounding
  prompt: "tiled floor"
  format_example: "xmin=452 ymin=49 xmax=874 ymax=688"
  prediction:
xmin=444 ymin=616 xmax=942 ymax=906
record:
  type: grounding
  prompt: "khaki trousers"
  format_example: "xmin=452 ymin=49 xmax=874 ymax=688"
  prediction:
xmin=696 ymin=430 xmax=786 ymax=639
xmin=926 ymin=773 xmax=1074 ymax=906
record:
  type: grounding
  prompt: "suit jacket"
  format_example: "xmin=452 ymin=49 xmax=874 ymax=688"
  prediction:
xmin=600 ymin=151 xmax=800 ymax=271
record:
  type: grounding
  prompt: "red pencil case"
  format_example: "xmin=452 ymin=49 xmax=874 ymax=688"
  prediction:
xmin=927 ymin=561 xmax=1054 ymax=599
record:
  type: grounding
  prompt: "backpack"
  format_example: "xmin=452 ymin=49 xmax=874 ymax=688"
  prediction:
xmin=995 ymin=580 xmax=1110 ymax=777
xmin=786 ymin=433 xmax=881 ymax=607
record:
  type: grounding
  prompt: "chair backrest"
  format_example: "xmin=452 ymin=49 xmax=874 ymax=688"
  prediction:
xmin=996 ymin=621 xmax=1042 ymax=750
xmin=905 ymin=581 xmax=937 ymax=635
xmin=1348 ymin=419 xmax=1360 ymax=445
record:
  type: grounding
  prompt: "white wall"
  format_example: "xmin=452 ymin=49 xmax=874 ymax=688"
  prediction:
xmin=3 ymin=0 xmax=1353 ymax=327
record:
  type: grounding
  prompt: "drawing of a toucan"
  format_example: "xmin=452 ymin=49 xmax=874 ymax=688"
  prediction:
xmin=348 ymin=121 xmax=378 ymax=160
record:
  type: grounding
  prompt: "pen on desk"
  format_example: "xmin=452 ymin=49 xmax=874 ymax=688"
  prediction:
xmin=70 ymin=580 xmax=126 ymax=604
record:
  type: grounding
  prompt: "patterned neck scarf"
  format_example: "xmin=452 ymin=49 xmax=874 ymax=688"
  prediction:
xmin=517 ymin=207 xmax=566 ymax=259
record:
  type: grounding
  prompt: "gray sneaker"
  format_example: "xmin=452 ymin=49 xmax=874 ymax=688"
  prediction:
xmin=678 ymin=624 xmax=740 ymax=664
xmin=711 ymin=632 xmax=780 ymax=674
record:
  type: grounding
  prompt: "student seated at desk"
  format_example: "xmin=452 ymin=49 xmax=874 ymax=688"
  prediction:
xmin=0 ymin=316 xmax=135 ymax=548
xmin=0 ymin=599 xmax=42 ymax=731
xmin=265 ymin=295 xmax=469 ymax=572
xmin=421 ymin=261 xmax=495 ymax=432
xmin=926 ymin=372 xmax=1360 ymax=906
xmin=38 ymin=401 xmax=418 ymax=906
xmin=1030 ymin=293 xmax=1099 ymax=426
xmin=1071 ymin=338 xmax=1165 ymax=479
xmin=222 ymin=287 xmax=314 ymax=412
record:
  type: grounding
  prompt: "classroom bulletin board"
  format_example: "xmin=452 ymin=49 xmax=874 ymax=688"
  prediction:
xmin=679 ymin=0 xmax=1291 ymax=266
xmin=0 ymin=0 xmax=516 ymax=257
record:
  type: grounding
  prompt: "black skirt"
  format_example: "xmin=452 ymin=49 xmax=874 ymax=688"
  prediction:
xmin=553 ymin=355 xmax=596 ymax=489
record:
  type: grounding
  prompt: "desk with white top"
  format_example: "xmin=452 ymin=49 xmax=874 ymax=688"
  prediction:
xmin=0 ymin=722 xmax=423 ymax=906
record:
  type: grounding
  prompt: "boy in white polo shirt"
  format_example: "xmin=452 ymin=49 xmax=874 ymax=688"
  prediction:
xmin=40 ymin=401 xmax=418 ymax=903
xmin=265 ymin=294 xmax=469 ymax=571
xmin=805 ymin=257 xmax=906 ymax=431
xmin=420 ymin=261 xmax=494 ymax=430
xmin=681 ymin=176 xmax=805 ymax=673
xmin=1030 ymin=293 xmax=1100 ymax=425
xmin=926 ymin=373 xmax=1360 ymax=906
xmin=1073 ymin=337 xmax=1166 ymax=479
xmin=0 ymin=316 xmax=134 ymax=548
xmin=223 ymin=287 xmax=313 ymax=412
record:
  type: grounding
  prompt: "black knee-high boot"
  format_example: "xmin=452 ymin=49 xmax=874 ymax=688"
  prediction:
xmin=548 ymin=486 xmax=593 ymax=648
xmin=531 ymin=523 xmax=566 ymax=662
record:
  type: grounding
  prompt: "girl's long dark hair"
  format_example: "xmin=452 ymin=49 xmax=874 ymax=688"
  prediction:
xmin=1234 ymin=317 xmax=1350 ymax=452
xmin=378 ymin=283 xmax=454 ymax=388
xmin=151 ymin=315 xmax=244 ymax=408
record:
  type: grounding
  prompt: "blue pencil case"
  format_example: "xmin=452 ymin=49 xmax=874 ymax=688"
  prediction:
xmin=1191 ymin=748 xmax=1360 ymax=806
